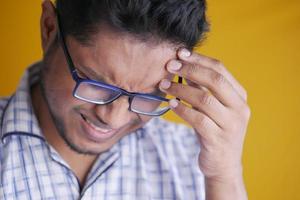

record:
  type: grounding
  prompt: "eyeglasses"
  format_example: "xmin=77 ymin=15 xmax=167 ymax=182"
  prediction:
xmin=56 ymin=12 xmax=182 ymax=116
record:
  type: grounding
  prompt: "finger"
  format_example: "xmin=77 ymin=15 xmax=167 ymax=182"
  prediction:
xmin=160 ymin=80 xmax=228 ymax=128
xmin=166 ymin=60 xmax=244 ymax=108
xmin=178 ymin=49 xmax=248 ymax=101
xmin=186 ymin=79 xmax=209 ymax=92
xmin=168 ymin=99 xmax=221 ymax=139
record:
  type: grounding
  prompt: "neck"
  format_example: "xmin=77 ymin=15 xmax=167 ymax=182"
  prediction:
xmin=30 ymin=81 xmax=97 ymax=187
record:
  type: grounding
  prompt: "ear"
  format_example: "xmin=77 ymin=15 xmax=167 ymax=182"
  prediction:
xmin=40 ymin=0 xmax=57 ymax=54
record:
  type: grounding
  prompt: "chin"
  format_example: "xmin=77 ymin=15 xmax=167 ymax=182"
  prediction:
xmin=63 ymin=118 xmax=143 ymax=155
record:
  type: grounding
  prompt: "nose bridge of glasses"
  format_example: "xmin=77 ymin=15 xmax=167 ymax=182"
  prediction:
xmin=118 ymin=87 xmax=138 ymax=99
xmin=108 ymin=95 xmax=133 ymax=120
xmin=97 ymin=96 xmax=133 ymax=128
xmin=103 ymin=87 xmax=134 ymax=106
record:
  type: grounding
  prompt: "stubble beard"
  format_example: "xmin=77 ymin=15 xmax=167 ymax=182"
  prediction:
xmin=40 ymin=48 xmax=101 ymax=155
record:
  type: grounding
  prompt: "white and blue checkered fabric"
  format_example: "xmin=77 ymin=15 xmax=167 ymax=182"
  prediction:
xmin=0 ymin=63 xmax=205 ymax=200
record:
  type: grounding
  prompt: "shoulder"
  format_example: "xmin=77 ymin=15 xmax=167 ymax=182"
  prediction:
xmin=0 ymin=96 xmax=10 ymax=108
xmin=0 ymin=96 xmax=10 ymax=121
xmin=0 ymin=96 xmax=10 ymax=166
xmin=0 ymin=96 xmax=11 ymax=143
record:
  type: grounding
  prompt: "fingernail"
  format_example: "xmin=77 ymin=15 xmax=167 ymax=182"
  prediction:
xmin=169 ymin=99 xmax=179 ymax=108
xmin=179 ymin=48 xmax=191 ymax=58
xmin=160 ymin=79 xmax=171 ymax=89
xmin=168 ymin=60 xmax=182 ymax=71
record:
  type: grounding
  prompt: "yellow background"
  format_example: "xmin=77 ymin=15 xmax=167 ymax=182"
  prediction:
xmin=0 ymin=1 xmax=299 ymax=199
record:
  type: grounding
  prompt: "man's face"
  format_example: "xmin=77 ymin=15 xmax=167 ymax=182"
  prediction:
xmin=41 ymin=27 xmax=177 ymax=155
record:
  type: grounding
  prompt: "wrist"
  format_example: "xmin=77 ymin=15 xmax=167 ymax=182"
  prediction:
xmin=203 ymin=163 xmax=244 ymax=182
xmin=204 ymin=167 xmax=248 ymax=200
xmin=205 ymin=172 xmax=244 ymax=187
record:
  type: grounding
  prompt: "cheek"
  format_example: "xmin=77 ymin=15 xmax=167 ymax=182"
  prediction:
xmin=132 ymin=115 xmax=152 ymax=129
xmin=139 ymin=115 xmax=152 ymax=123
xmin=116 ymin=115 xmax=152 ymax=140
xmin=42 ymin=71 xmax=79 ymax=120
xmin=44 ymin=89 xmax=77 ymax=131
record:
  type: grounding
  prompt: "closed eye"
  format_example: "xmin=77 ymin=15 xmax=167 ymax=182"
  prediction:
xmin=76 ymin=69 xmax=92 ymax=80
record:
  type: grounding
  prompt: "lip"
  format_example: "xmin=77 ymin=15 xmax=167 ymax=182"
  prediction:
xmin=80 ymin=114 xmax=118 ymax=142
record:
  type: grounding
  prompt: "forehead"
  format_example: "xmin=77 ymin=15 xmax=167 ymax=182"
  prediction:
xmin=69 ymin=27 xmax=178 ymax=93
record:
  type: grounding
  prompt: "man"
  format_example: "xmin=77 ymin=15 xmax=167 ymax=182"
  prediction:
xmin=0 ymin=0 xmax=250 ymax=199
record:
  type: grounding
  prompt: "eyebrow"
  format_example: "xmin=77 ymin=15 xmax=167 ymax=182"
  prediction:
xmin=77 ymin=64 xmax=162 ymax=95
xmin=77 ymin=64 xmax=106 ymax=82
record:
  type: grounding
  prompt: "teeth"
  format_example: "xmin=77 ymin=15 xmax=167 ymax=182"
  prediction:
xmin=85 ymin=118 xmax=111 ymax=133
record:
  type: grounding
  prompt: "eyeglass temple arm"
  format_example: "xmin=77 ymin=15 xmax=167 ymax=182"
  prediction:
xmin=56 ymin=11 xmax=77 ymax=77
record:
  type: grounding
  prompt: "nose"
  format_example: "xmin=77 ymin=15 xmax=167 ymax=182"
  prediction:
xmin=94 ymin=96 xmax=135 ymax=129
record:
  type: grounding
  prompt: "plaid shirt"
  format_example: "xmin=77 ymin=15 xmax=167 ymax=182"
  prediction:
xmin=0 ymin=63 xmax=204 ymax=200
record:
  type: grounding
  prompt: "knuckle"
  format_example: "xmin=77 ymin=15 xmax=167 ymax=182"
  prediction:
xmin=243 ymin=105 xmax=251 ymax=119
xmin=186 ymin=64 xmax=198 ymax=77
xmin=170 ymin=83 xmax=181 ymax=94
xmin=195 ymin=56 xmax=203 ymax=65
xmin=179 ymin=103 xmax=189 ymax=116
xmin=238 ymin=85 xmax=248 ymax=101
xmin=199 ymin=92 xmax=214 ymax=105
xmin=212 ymin=59 xmax=224 ymax=71
xmin=211 ymin=72 xmax=226 ymax=86
xmin=233 ymin=105 xmax=251 ymax=127
xmin=242 ymin=89 xmax=248 ymax=101
xmin=229 ymin=120 xmax=242 ymax=132
xmin=196 ymin=114 xmax=210 ymax=130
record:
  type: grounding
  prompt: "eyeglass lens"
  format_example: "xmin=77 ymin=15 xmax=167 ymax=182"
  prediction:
xmin=74 ymin=81 xmax=169 ymax=115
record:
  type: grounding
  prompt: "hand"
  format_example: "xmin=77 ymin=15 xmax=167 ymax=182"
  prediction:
xmin=159 ymin=49 xmax=251 ymax=181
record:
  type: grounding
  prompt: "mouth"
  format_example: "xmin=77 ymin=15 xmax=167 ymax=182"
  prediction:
xmin=80 ymin=114 xmax=118 ymax=142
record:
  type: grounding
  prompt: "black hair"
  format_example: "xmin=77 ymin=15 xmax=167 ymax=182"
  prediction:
xmin=56 ymin=0 xmax=209 ymax=49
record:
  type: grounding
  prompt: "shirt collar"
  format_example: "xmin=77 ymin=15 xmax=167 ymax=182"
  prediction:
xmin=1 ymin=62 xmax=44 ymax=143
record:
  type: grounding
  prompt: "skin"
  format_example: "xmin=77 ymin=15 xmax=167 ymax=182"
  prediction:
xmin=34 ymin=0 xmax=250 ymax=199
xmin=34 ymin=0 xmax=176 ymax=186
xmin=160 ymin=52 xmax=250 ymax=200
